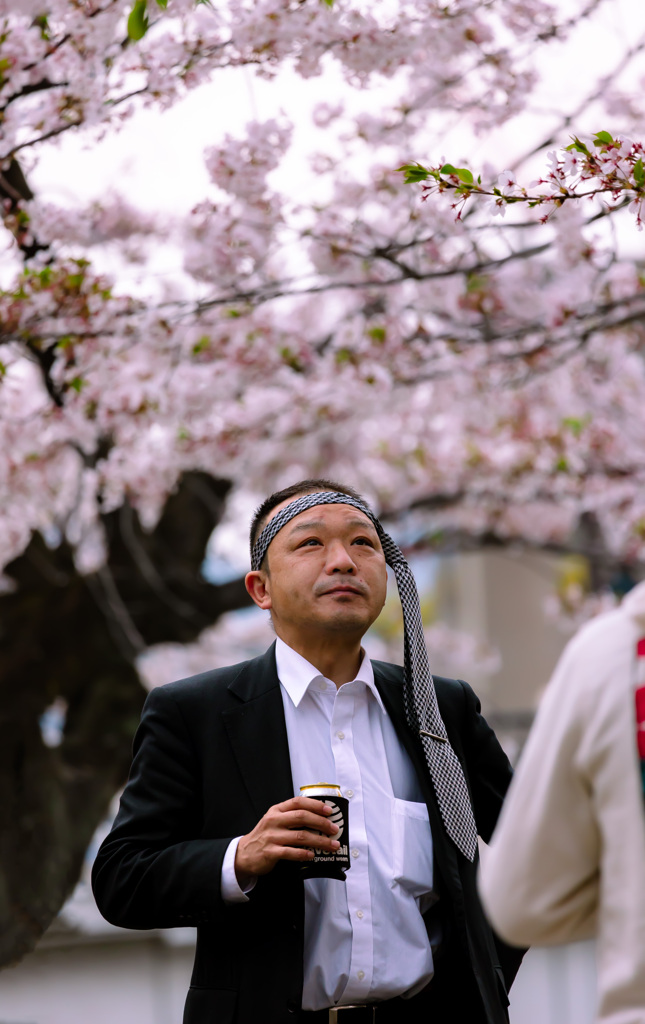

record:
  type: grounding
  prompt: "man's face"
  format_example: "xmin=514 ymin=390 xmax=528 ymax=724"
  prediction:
xmin=248 ymin=499 xmax=388 ymax=642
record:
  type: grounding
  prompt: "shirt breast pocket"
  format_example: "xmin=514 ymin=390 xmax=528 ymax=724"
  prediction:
xmin=391 ymin=797 xmax=434 ymax=899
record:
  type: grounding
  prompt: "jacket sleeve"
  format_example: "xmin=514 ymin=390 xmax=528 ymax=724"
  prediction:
xmin=92 ymin=684 xmax=232 ymax=930
xmin=458 ymin=679 xmax=515 ymax=844
xmin=457 ymin=679 xmax=527 ymax=989
xmin=476 ymin=640 xmax=600 ymax=948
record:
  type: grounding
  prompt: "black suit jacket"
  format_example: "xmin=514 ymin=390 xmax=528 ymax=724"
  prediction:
xmin=92 ymin=644 xmax=523 ymax=1024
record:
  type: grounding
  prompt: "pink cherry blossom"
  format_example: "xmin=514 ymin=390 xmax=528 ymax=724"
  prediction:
xmin=0 ymin=0 xmax=642 ymax=636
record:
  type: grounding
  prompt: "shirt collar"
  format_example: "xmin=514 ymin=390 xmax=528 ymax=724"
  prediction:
xmin=275 ymin=636 xmax=386 ymax=714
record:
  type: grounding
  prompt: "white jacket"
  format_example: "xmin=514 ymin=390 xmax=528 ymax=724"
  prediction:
xmin=478 ymin=583 xmax=645 ymax=1024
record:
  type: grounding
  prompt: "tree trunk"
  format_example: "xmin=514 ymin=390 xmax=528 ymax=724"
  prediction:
xmin=0 ymin=472 xmax=251 ymax=967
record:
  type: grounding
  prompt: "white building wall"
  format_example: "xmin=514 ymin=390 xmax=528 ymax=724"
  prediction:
xmin=0 ymin=934 xmax=194 ymax=1024
xmin=510 ymin=943 xmax=597 ymax=1024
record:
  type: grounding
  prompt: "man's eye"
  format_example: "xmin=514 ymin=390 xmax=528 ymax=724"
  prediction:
xmin=353 ymin=537 xmax=374 ymax=547
xmin=300 ymin=538 xmax=321 ymax=547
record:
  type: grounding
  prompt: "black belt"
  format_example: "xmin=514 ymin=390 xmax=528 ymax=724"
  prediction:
xmin=300 ymin=973 xmax=435 ymax=1023
xmin=301 ymin=1008 xmax=377 ymax=1023
xmin=301 ymin=987 xmax=432 ymax=1023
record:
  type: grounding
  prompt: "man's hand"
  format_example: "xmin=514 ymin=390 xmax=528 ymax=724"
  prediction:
xmin=235 ymin=797 xmax=340 ymax=889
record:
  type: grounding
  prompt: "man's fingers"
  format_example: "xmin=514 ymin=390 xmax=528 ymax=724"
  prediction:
xmin=287 ymin=828 xmax=341 ymax=849
xmin=276 ymin=796 xmax=334 ymax=815
xmin=272 ymin=845 xmax=316 ymax=862
xmin=279 ymin=809 xmax=339 ymax=834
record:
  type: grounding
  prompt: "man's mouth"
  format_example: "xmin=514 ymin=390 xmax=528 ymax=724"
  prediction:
xmin=321 ymin=585 xmax=364 ymax=596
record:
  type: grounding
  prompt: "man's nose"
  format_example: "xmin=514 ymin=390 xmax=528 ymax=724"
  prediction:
xmin=325 ymin=541 xmax=357 ymax=574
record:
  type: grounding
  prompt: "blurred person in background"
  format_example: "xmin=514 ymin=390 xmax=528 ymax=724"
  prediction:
xmin=479 ymin=579 xmax=645 ymax=1024
xmin=92 ymin=479 xmax=523 ymax=1024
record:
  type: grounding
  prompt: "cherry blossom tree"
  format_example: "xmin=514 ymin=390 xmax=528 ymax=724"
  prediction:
xmin=1 ymin=0 xmax=644 ymax=966
xmin=401 ymin=131 xmax=645 ymax=224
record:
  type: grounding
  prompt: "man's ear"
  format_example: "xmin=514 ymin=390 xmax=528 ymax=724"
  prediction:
xmin=245 ymin=570 xmax=272 ymax=610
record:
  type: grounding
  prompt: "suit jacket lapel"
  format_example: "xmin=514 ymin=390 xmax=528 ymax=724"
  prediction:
xmin=223 ymin=642 xmax=295 ymax=820
xmin=374 ymin=665 xmax=462 ymax=891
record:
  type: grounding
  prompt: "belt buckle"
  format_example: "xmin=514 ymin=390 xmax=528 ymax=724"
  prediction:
xmin=329 ymin=1008 xmax=376 ymax=1023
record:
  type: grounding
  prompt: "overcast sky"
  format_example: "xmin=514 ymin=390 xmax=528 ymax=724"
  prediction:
xmin=31 ymin=0 xmax=645 ymax=220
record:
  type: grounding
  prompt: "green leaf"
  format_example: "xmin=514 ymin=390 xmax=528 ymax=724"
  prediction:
xmin=562 ymin=416 xmax=587 ymax=437
xmin=34 ymin=14 xmax=50 ymax=40
xmin=566 ymin=137 xmax=589 ymax=155
xmin=279 ymin=347 xmax=303 ymax=372
xmin=456 ymin=167 xmax=473 ymax=184
xmin=155 ymin=0 xmax=168 ymax=7
xmin=465 ymin=274 xmax=488 ymax=293
xmin=321 ymin=0 xmax=334 ymax=6
xmin=367 ymin=326 xmax=386 ymax=343
xmin=192 ymin=336 xmax=210 ymax=355
xmin=634 ymin=158 xmax=645 ymax=188
xmin=335 ymin=348 xmax=353 ymax=365
xmin=440 ymin=163 xmax=458 ymax=176
xmin=127 ymin=0 xmax=149 ymax=41
xmin=69 ymin=376 xmax=86 ymax=394
xmin=397 ymin=163 xmax=430 ymax=184
xmin=593 ymin=130 xmax=614 ymax=146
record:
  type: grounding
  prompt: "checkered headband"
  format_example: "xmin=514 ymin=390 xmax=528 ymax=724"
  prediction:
xmin=251 ymin=490 xmax=478 ymax=862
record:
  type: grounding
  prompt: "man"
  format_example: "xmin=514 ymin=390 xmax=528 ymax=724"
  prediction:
xmin=479 ymin=581 xmax=645 ymax=1024
xmin=92 ymin=479 xmax=523 ymax=1024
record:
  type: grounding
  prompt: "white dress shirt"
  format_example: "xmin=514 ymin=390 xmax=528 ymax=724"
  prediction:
xmin=222 ymin=638 xmax=437 ymax=1011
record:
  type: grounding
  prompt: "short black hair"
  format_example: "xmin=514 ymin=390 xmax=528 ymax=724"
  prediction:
xmin=249 ymin=478 xmax=366 ymax=558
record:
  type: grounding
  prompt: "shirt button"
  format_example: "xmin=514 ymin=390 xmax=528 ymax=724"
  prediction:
xmin=336 ymin=731 xmax=345 ymax=740
xmin=357 ymin=970 xmax=365 ymax=981
xmin=351 ymin=848 xmax=359 ymax=858
xmin=345 ymin=789 xmax=354 ymax=798
xmin=356 ymin=909 xmax=364 ymax=919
